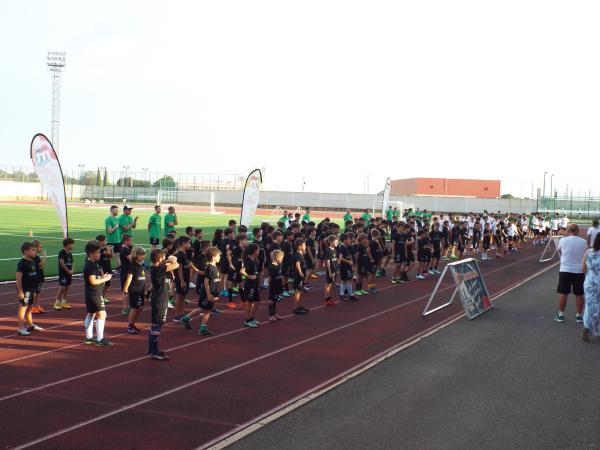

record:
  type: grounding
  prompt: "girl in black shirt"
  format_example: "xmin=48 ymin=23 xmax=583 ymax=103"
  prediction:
xmin=241 ymin=243 xmax=261 ymax=328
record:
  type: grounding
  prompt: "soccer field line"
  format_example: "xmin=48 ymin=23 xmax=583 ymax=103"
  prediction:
xmin=9 ymin=258 xmax=556 ymax=450
xmin=0 ymin=250 xmax=545 ymax=403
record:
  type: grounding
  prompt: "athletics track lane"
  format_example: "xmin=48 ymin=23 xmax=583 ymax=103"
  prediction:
xmin=0 ymin=242 xmax=555 ymax=449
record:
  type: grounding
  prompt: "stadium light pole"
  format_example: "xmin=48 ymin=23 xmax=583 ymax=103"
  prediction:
xmin=47 ymin=51 xmax=66 ymax=153
xmin=78 ymin=164 xmax=85 ymax=185
xmin=550 ymin=174 xmax=554 ymax=197
xmin=542 ymin=171 xmax=547 ymax=198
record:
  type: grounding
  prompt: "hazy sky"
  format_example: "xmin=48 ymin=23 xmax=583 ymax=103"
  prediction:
xmin=1 ymin=1 xmax=599 ymax=196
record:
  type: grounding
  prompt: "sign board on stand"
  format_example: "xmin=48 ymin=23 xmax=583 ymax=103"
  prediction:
xmin=422 ymin=258 xmax=492 ymax=320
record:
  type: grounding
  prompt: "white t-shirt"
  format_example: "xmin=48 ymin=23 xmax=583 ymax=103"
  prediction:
xmin=557 ymin=235 xmax=587 ymax=273
xmin=588 ymin=226 xmax=600 ymax=247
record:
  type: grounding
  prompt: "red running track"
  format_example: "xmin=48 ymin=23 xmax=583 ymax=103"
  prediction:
xmin=0 ymin=242 xmax=557 ymax=449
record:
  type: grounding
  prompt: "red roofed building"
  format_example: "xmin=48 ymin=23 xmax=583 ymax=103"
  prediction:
xmin=390 ymin=178 xmax=500 ymax=198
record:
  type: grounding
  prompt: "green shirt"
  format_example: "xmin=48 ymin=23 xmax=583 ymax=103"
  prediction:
xmin=386 ymin=208 xmax=393 ymax=221
xmin=164 ymin=213 xmax=177 ymax=236
xmin=302 ymin=213 xmax=311 ymax=223
xmin=343 ymin=212 xmax=353 ymax=223
xmin=105 ymin=215 xmax=120 ymax=244
xmin=392 ymin=209 xmax=400 ymax=217
xmin=278 ymin=215 xmax=287 ymax=224
xmin=361 ymin=212 xmax=371 ymax=221
xmin=148 ymin=213 xmax=162 ymax=239
xmin=119 ymin=214 xmax=134 ymax=237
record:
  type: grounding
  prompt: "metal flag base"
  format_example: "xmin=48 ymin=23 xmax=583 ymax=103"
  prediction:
xmin=422 ymin=264 xmax=459 ymax=316
xmin=539 ymin=236 xmax=561 ymax=263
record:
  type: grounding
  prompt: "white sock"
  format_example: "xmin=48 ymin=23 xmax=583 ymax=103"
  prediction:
xmin=84 ymin=315 xmax=94 ymax=339
xmin=96 ymin=317 xmax=106 ymax=341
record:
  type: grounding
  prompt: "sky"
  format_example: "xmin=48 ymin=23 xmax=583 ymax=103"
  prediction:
xmin=1 ymin=1 xmax=600 ymax=196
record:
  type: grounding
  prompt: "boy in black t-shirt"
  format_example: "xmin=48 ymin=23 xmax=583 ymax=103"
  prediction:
xmin=241 ymin=243 xmax=261 ymax=327
xmin=122 ymin=246 xmax=147 ymax=334
xmin=338 ymin=233 xmax=357 ymax=301
xmin=324 ymin=235 xmax=339 ymax=306
xmin=181 ymin=246 xmax=219 ymax=336
xmin=229 ymin=235 xmax=248 ymax=309
xmin=416 ymin=230 xmax=433 ymax=280
xmin=54 ymin=237 xmax=74 ymax=310
xmin=96 ymin=235 xmax=113 ymax=304
xmin=16 ymin=242 xmax=43 ymax=335
xmin=31 ymin=240 xmax=46 ymax=314
xmin=292 ymin=238 xmax=309 ymax=315
xmin=119 ymin=235 xmax=133 ymax=315
xmin=83 ymin=240 xmax=113 ymax=347
xmin=149 ymin=248 xmax=179 ymax=359
xmin=391 ymin=224 xmax=408 ymax=284
xmin=429 ymin=223 xmax=443 ymax=274
xmin=267 ymin=250 xmax=285 ymax=321
xmin=173 ymin=236 xmax=192 ymax=322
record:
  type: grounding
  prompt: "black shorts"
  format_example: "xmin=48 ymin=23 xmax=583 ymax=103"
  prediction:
xmin=305 ymin=257 xmax=315 ymax=270
xmin=149 ymin=237 xmax=160 ymax=246
xmin=533 ymin=229 xmax=539 ymax=236
xmin=229 ymin=271 xmax=242 ymax=284
xmin=325 ymin=274 xmax=335 ymax=285
xmin=340 ymin=266 xmax=353 ymax=281
xmin=358 ymin=258 xmax=371 ymax=275
xmin=35 ymin=282 xmax=43 ymax=294
xmin=150 ymin=299 xmax=168 ymax=325
xmin=244 ymin=284 xmax=260 ymax=303
xmin=394 ymin=252 xmax=405 ymax=264
xmin=405 ymin=251 xmax=415 ymax=263
xmin=557 ymin=272 xmax=585 ymax=296
xmin=432 ymin=246 xmax=441 ymax=259
xmin=110 ymin=243 xmax=122 ymax=253
xmin=483 ymin=239 xmax=490 ymax=250
xmin=293 ymin=278 xmax=305 ymax=289
xmin=120 ymin=274 xmax=128 ymax=291
xmin=85 ymin=294 xmax=105 ymax=314
xmin=128 ymin=291 xmax=145 ymax=309
xmin=199 ymin=297 xmax=215 ymax=311
xmin=19 ymin=291 xmax=34 ymax=307
xmin=417 ymin=252 xmax=431 ymax=263
xmin=174 ymin=280 xmax=189 ymax=295
xmin=59 ymin=274 xmax=72 ymax=287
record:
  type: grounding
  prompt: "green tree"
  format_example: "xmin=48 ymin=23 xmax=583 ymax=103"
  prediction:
xmin=103 ymin=168 xmax=109 ymax=186
xmin=96 ymin=168 xmax=102 ymax=186
xmin=152 ymin=175 xmax=176 ymax=188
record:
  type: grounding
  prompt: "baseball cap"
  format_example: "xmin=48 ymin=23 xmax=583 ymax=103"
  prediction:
xmin=123 ymin=204 xmax=133 ymax=210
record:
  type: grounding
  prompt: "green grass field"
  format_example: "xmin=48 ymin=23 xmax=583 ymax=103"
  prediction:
xmin=0 ymin=203 xmax=274 ymax=282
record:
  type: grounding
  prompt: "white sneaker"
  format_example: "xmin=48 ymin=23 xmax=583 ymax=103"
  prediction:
xmin=428 ymin=269 xmax=435 ymax=275
xmin=416 ymin=274 xmax=426 ymax=280
xmin=18 ymin=328 xmax=31 ymax=336
xmin=189 ymin=282 xmax=196 ymax=289
xmin=28 ymin=324 xmax=44 ymax=331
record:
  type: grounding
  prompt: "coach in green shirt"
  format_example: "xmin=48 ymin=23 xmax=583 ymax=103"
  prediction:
xmin=148 ymin=205 xmax=162 ymax=248
xmin=360 ymin=209 xmax=372 ymax=221
xmin=385 ymin=206 xmax=393 ymax=221
xmin=302 ymin=207 xmax=311 ymax=223
xmin=105 ymin=205 xmax=121 ymax=249
xmin=119 ymin=205 xmax=138 ymax=238
xmin=343 ymin=210 xmax=353 ymax=223
xmin=164 ymin=206 xmax=178 ymax=236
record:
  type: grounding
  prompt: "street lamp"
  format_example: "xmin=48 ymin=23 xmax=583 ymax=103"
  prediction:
xmin=550 ymin=174 xmax=554 ymax=197
xmin=542 ymin=171 xmax=548 ymax=198
xmin=78 ymin=164 xmax=85 ymax=184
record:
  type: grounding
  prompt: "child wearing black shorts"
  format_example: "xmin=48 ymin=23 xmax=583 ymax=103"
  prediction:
xmin=55 ymin=237 xmax=74 ymax=310
xmin=122 ymin=246 xmax=147 ymax=334
xmin=429 ymin=223 xmax=443 ymax=273
xmin=416 ymin=230 xmax=433 ymax=279
xmin=149 ymin=249 xmax=179 ymax=359
xmin=292 ymin=238 xmax=309 ymax=315
xmin=324 ymin=235 xmax=339 ymax=306
xmin=338 ymin=233 xmax=357 ymax=300
xmin=241 ymin=243 xmax=261 ymax=327
xmin=356 ymin=233 xmax=371 ymax=295
xmin=267 ymin=250 xmax=285 ymax=321
xmin=96 ymin=235 xmax=113 ymax=304
xmin=83 ymin=240 xmax=113 ymax=347
xmin=16 ymin=242 xmax=42 ymax=335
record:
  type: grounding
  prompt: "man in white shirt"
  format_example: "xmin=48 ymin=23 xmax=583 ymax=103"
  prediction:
xmin=587 ymin=219 xmax=600 ymax=247
xmin=555 ymin=224 xmax=587 ymax=323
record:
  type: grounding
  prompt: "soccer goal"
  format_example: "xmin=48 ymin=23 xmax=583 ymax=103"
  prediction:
xmin=372 ymin=200 xmax=414 ymax=218
xmin=539 ymin=235 xmax=561 ymax=263
xmin=156 ymin=190 xmax=223 ymax=214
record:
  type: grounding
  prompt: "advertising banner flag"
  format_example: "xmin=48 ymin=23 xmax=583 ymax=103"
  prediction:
xmin=30 ymin=133 xmax=69 ymax=237
xmin=240 ymin=169 xmax=262 ymax=227
xmin=382 ymin=177 xmax=391 ymax=216
xmin=449 ymin=259 xmax=492 ymax=319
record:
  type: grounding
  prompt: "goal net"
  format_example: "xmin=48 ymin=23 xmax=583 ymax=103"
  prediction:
xmin=156 ymin=190 xmax=223 ymax=214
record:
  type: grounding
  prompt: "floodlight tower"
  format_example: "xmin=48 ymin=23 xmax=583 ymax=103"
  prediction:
xmin=47 ymin=51 xmax=66 ymax=153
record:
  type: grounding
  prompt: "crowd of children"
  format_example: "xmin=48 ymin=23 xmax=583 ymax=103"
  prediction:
xmin=15 ymin=206 xmax=566 ymax=360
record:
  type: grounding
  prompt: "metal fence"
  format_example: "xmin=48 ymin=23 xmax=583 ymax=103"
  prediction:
xmin=537 ymin=195 xmax=600 ymax=219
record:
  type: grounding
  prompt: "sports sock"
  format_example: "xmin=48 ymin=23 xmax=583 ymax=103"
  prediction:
xmin=149 ymin=324 xmax=160 ymax=354
xmin=228 ymin=288 xmax=233 ymax=302
xmin=84 ymin=315 xmax=94 ymax=339
xmin=96 ymin=317 xmax=106 ymax=341
xmin=200 ymin=323 xmax=207 ymax=331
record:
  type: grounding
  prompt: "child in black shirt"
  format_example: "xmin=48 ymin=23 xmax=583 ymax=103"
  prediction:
xmin=55 ymin=237 xmax=74 ymax=310
xmin=267 ymin=250 xmax=284 ymax=321
xmin=83 ymin=240 xmax=113 ymax=346
xmin=16 ymin=242 xmax=42 ymax=335
xmin=241 ymin=243 xmax=261 ymax=327
xmin=122 ymin=246 xmax=147 ymax=334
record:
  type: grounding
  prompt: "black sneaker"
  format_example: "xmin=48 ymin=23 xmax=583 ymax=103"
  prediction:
xmin=349 ymin=295 xmax=359 ymax=301
xmin=84 ymin=337 xmax=95 ymax=345
xmin=199 ymin=328 xmax=214 ymax=336
xmin=151 ymin=352 xmax=170 ymax=361
xmin=300 ymin=306 xmax=310 ymax=312
xmin=172 ymin=315 xmax=183 ymax=323
xmin=126 ymin=326 xmax=139 ymax=334
xmin=182 ymin=318 xmax=192 ymax=330
xmin=212 ymin=308 xmax=222 ymax=316
xmin=95 ymin=338 xmax=114 ymax=347
xmin=293 ymin=308 xmax=307 ymax=315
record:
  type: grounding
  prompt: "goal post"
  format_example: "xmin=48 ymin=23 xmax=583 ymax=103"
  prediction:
xmin=372 ymin=200 xmax=414 ymax=217
xmin=156 ymin=190 xmax=223 ymax=214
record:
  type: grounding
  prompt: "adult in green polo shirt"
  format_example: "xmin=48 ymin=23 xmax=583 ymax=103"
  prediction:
xmin=105 ymin=205 xmax=121 ymax=251
xmin=343 ymin=210 xmax=353 ymax=223
xmin=302 ymin=207 xmax=311 ymax=223
xmin=360 ymin=209 xmax=372 ymax=221
xmin=148 ymin=205 xmax=162 ymax=248
xmin=119 ymin=205 xmax=138 ymax=238
xmin=385 ymin=206 xmax=393 ymax=221
xmin=164 ymin=206 xmax=178 ymax=236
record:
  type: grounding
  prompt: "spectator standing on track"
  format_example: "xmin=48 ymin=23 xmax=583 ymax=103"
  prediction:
xmin=105 ymin=205 xmax=121 ymax=267
xmin=555 ymin=224 xmax=588 ymax=323
xmin=148 ymin=205 xmax=162 ymax=249
xmin=587 ymin=219 xmax=600 ymax=247
xmin=164 ymin=206 xmax=178 ymax=237
xmin=119 ymin=205 xmax=138 ymax=240
xmin=582 ymin=233 xmax=600 ymax=341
